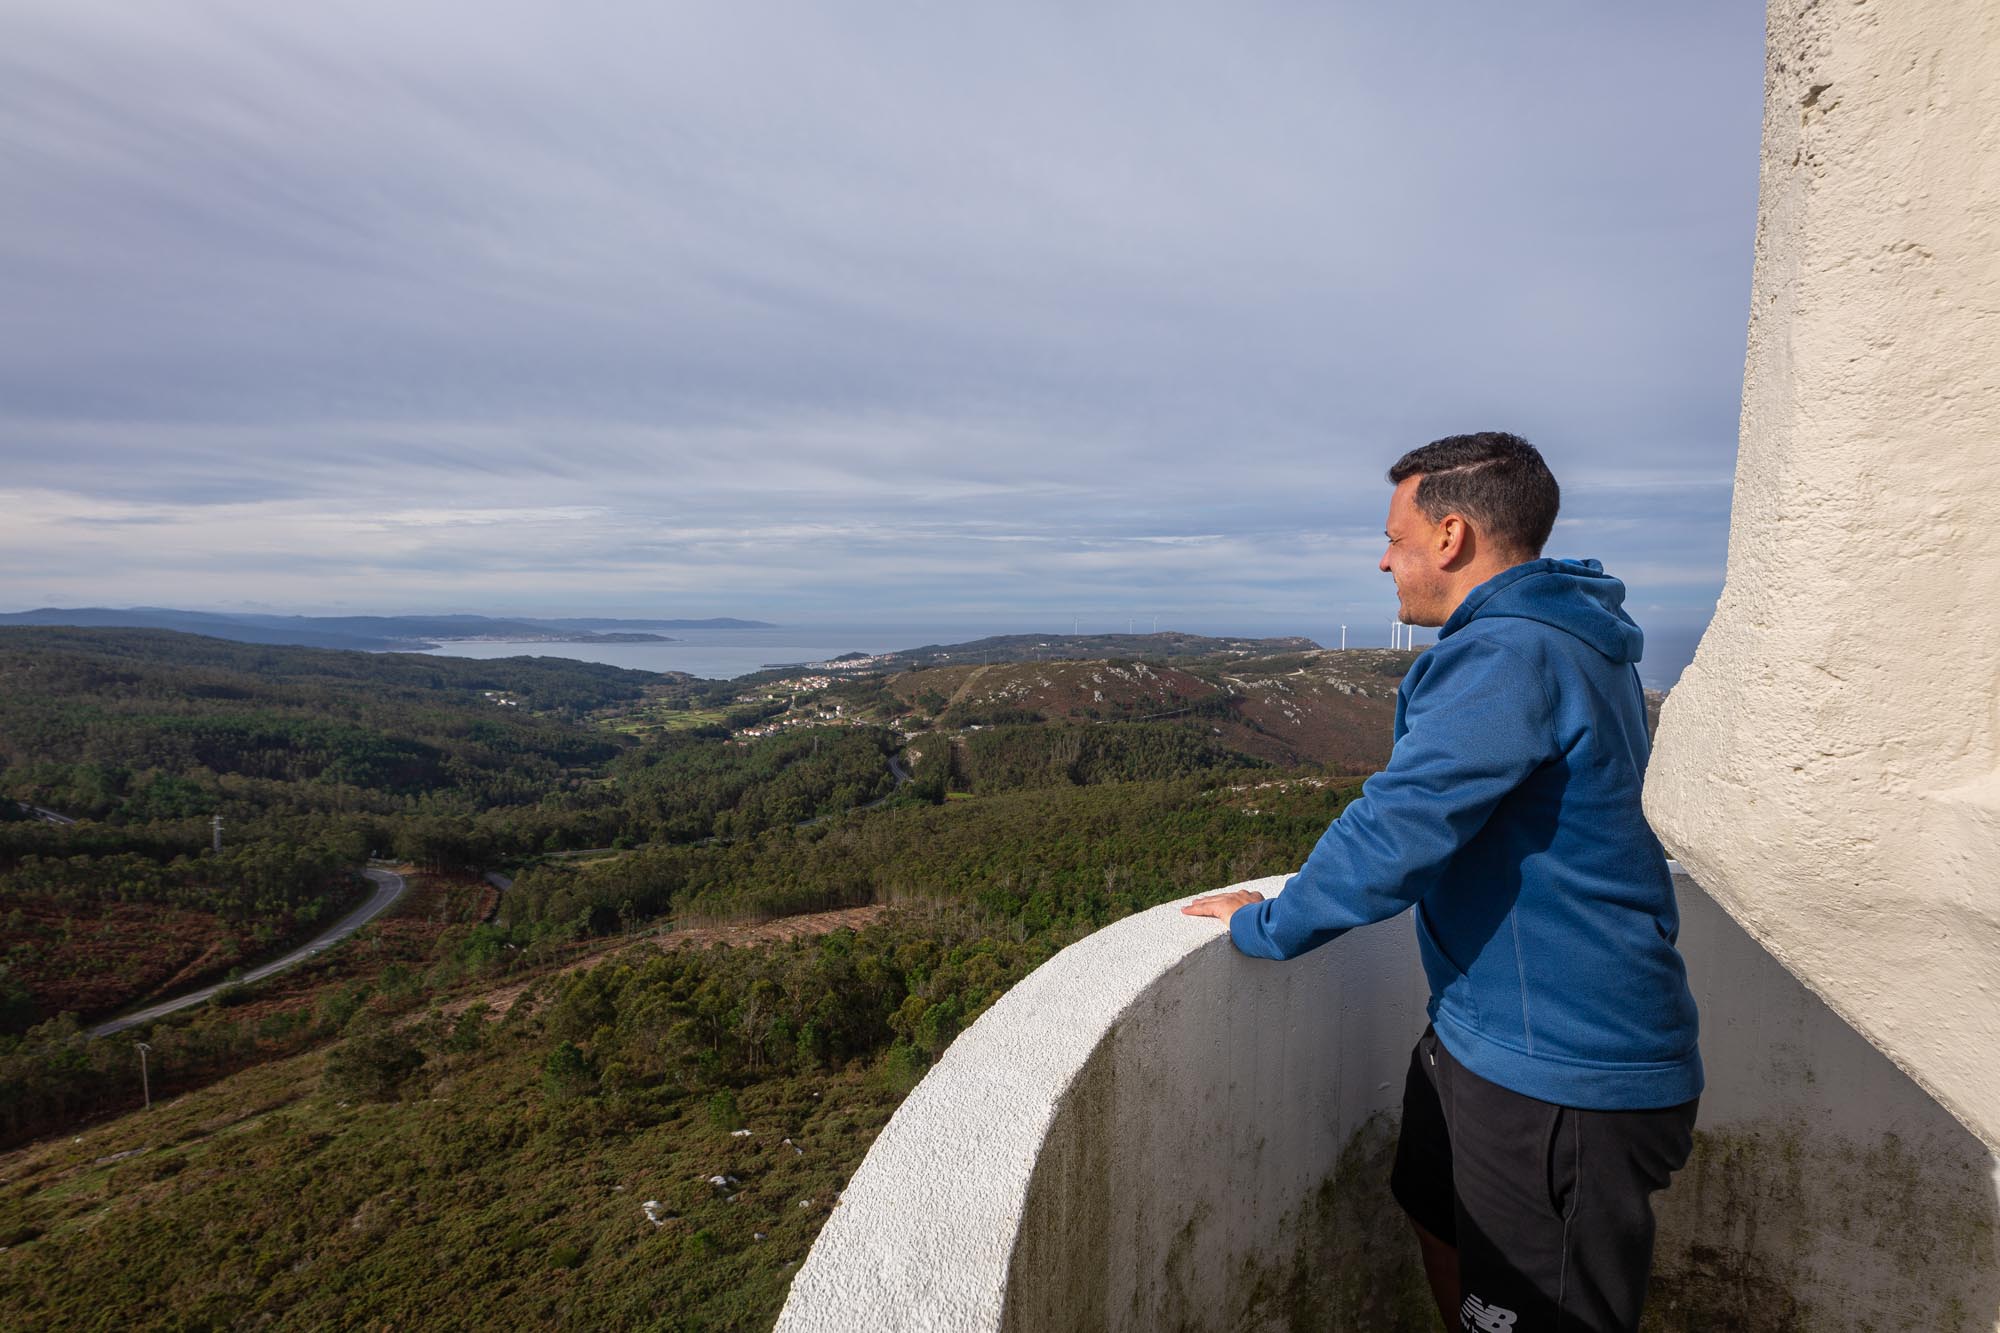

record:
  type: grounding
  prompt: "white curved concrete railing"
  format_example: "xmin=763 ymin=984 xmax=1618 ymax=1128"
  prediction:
xmin=775 ymin=875 xmax=1437 ymax=1332
xmin=778 ymin=870 xmax=2000 ymax=1332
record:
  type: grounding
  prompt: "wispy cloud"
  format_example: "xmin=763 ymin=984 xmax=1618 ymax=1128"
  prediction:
xmin=0 ymin=1 xmax=1762 ymax=635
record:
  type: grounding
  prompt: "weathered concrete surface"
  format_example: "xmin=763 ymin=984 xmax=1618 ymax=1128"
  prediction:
xmin=776 ymin=870 xmax=2000 ymax=1331
xmin=1649 ymin=873 xmax=2000 ymax=1331
xmin=773 ymin=874 xmax=1434 ymax=1333
xmin=1645 ymin=0 xmax=2000 ymax=1152
xmin=999 ymin=896 xmax=1433 ymax=1333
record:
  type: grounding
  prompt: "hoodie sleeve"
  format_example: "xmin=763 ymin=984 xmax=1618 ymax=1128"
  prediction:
xmin=1229 ymin=635 xmax=1556 ymax=960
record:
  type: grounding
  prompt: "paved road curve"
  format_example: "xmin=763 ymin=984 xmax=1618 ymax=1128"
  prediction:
xmin=89 ymin=867 xmax=407 ymax=1037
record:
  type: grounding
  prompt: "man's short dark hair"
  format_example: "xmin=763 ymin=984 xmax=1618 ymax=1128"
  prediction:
xmin=1387 ymin=431 xmax=1560 ymax=558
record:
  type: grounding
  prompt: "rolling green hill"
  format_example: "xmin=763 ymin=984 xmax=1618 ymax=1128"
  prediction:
xmin=0 ymin=624 xmax=1400 ymax=1329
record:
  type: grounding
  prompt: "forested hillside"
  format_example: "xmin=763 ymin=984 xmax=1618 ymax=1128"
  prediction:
xmin=0 ymin=776 xmax=1359 ymax=1329
xmin=0 ymin=627 xmax=649 ymax=826
xmin=0 ymin=625 xmax=1396 ymax=1330
xmin=879 ymin=649 xmax=1408 ymax=770
xmin=0 ymin=631 xmax=898 ymax=1037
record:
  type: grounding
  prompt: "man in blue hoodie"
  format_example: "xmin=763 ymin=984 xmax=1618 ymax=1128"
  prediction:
xmin=1184 ymin=433 xmax=1700 ymax=1333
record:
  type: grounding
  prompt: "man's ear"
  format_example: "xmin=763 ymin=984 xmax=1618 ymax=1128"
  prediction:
xmin=1435 ymin=514 xmax=1469 ymax=566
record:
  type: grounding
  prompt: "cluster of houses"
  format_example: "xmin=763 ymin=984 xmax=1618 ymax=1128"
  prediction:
xmin=796 ymin=653 xmax=899 ymax=672
xmin=767 ymin=675 xmax=836 ymax=691
xmin=733 ymin=698 xmax=852 ymax=740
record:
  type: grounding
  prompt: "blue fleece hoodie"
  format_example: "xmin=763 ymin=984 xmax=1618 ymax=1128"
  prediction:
xmin=1229 ymin=558 xmax=1702 ymax=1110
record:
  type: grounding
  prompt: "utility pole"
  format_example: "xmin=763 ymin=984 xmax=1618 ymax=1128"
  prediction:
xmin=135 ymin=1041 xmax=153 ymax=1110
xmin=210 ymin=814 xmax=223 ymax=855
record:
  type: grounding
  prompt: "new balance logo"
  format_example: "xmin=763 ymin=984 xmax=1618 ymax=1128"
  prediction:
xmin=1462 ymin=1293 xmax=1518 ymax=1332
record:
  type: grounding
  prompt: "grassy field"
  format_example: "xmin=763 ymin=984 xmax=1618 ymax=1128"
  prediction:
xmin=604 ymin=705 xmax=737 ymax=737
xmin=0 ymin=992 xmax=903 ymax=1331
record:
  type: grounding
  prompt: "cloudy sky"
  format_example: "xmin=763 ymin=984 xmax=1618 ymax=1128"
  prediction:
xmin=0 ymin=2 xmax=1764 ymax=653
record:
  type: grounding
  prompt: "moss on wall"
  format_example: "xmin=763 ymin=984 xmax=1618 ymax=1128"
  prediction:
xmin=1002 ymin=1046 xmax=1116 ymax=1333
xmin=1233 ymin=1112 xmax=1436 ymax=1333
xmin=1646 ymin=1122 xmax=2000 ymax=1332
xmin=1006 ymin=1094 xmax=1432 ymax=1333
xmin=1008 ymin=1086 xmax=2000 ymax=1333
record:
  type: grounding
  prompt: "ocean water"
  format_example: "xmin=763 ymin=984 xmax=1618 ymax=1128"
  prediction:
xmin=415 ymin=619 xmax=1708 ymax=688
xmin=1639 ymin=625 xmax=1705 ymax=693
xmin=414 ymin=624 xmax=1024 ymax=681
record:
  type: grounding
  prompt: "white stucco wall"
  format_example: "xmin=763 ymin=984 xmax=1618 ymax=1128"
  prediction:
xmin=1644 ymin=0 xmax=2000 ymax=1151
xmin=1658 ymin=871 xmax=2000 ymax=1330
xmin=776 ymin=871 xmax=2000 ymax=1331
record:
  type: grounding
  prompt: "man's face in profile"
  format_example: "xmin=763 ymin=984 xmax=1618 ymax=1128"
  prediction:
xmin=1380 ymin=476 xmax=1447 ymax=627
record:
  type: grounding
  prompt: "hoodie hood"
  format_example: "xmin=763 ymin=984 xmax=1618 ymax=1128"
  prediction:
xmin=1438 ymin=558 xmax=1645 ymax=664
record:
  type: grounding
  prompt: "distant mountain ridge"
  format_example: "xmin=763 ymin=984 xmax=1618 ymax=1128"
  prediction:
xmin=0 ymin=608 xmax=774 ymax=652
xmin=751 ymin=630 xmax=1322 ymax=676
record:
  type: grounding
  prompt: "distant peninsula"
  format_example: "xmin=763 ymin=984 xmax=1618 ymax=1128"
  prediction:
xmin=519 ymin=616 xmax=775 ymax=632
xmin=0 ymin=608 xmax=775 ymax=653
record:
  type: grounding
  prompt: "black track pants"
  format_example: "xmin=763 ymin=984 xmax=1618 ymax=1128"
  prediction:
xmin=1390 ymin=1026 xmax=1698 ymax=1333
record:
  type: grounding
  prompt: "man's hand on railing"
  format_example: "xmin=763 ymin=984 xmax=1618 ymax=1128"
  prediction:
xmin=1180 ymin=888 xmax=1265 ymax=923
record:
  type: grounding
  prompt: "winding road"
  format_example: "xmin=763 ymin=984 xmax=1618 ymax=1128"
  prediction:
xmin=89 ymin=867 xmax=407 ymax=1038
xmin=797 ymin=749 xmax=912 ymax=827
